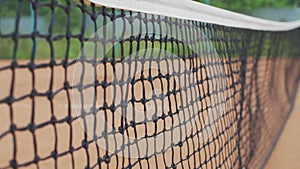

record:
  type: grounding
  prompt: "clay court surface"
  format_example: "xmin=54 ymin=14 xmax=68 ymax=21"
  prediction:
xmin=0 ymin=58 xmax=299 ymax=168
xmin=265 ymin=89 xmax=300 ymax=169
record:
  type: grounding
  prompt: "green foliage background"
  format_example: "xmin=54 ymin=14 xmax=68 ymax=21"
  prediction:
xmin=0 ymin=0 xmax=299 ymax=59
xmin=195 ymin=0 xmax=299 ymax=12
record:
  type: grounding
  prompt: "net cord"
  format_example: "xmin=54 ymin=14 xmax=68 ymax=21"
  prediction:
xmin=89 ymin=0 xmax=300 ymax=31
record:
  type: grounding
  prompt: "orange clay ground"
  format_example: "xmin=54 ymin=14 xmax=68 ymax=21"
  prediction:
xmin=0 ymin=59 xmax=299 ymax=169
xmin=265 ymin=89 xmax=300 ymax=169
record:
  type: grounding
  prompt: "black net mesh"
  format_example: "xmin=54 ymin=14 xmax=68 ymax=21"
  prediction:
xmin=0 ymin=0 xmax=299 ymax=169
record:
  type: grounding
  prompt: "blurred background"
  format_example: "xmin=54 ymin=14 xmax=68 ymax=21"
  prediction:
xmin=196 ymin=0 xmax=300 ymax=21
xmin=1 ymin=0 xmax=300 ymax=60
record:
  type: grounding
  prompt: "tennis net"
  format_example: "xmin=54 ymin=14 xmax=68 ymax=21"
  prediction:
xmin=0 ymin=0 xmax=299 ymax=168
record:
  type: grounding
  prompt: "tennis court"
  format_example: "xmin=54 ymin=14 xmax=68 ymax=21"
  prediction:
xmin=0 ymin=0 xmax=299 ymax=168
xmin=265 ymin=89 xmax=300 ymax=169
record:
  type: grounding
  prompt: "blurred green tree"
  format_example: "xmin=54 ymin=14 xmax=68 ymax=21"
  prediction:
xmin=195 ymin=0 xmax=300 ymax=12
